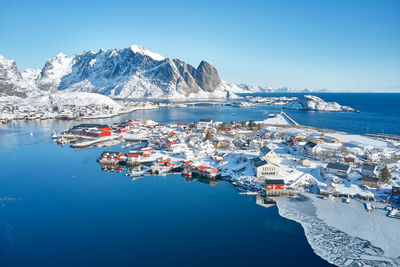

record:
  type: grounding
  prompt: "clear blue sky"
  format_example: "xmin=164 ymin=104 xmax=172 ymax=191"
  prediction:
xmin=1 ymin=0 xmax=399 ymax=92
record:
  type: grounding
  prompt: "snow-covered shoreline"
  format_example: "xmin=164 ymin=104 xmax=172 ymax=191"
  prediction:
xmin=274 ymin=194 xmax=400 ymax=266
xmin=0 ymin=92 xmax=160 ymax=121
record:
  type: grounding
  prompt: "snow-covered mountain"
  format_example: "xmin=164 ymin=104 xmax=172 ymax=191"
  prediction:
xmin=33 ymin=45 xmax=249 ymax=99
xmin=235 ymin=83 xmax=273 ymax=93
xmin=284 ymin=95 xmax=356 ymax=112
xmin=0 ymin=45 xmax=326 ymax=99
xmin=0 ymin=55 xmax=33 ymax=97
xmin=275 ymin=87 xmax=310 ymax=93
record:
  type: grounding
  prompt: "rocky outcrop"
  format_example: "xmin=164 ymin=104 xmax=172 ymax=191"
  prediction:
xmin=195 ymin=61 xmax=221 ymax=92
xmin=284 ymin=95 xmax=356 ymax=112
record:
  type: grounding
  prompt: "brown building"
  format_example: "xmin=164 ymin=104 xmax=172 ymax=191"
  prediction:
xmin=361 ymin=177 xmax=380 ymax=188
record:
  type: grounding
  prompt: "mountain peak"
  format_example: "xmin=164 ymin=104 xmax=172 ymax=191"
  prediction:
xmin=195 ymin=60 xmax=221 ymax=92
xmin=128 ymin=44 xmax=165 ymax=61
xmin=55 ymin=52 xmax=68 ymax=59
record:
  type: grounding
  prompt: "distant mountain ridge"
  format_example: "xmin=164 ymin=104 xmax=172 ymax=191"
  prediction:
xmin=0 ymin=55 xmax=35 ymax=97
xmin=0 ymin=45 xmax=319 ymax=99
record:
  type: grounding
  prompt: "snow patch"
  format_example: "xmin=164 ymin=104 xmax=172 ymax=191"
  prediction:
xmin=129 ymin=44 xmax=165 ymax=61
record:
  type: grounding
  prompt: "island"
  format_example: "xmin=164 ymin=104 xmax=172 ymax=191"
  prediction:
xmin=51 ymin=112 xmax=400 ymax=266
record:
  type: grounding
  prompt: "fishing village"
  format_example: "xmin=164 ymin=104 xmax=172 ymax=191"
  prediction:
xmin=51 ymin=112 xmax=400 ymax=219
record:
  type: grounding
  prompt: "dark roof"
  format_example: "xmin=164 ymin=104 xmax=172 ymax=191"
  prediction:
xmin=260 ymin=146 xmax=272 ymax=155
xmin=251 ymin=157 xmax=268 ymax=167
xmin=362 ymin=164 xmax=377 ymax=172
xmin=305 ymin=142 xmax=317 ymax=148
xmin=199 ymin=119 xmax=212 ymax=122
xmin=265 ymin=179 xmax=285 ymax=185
xmin=381 ymin=158 xmax=397 ymax=165
xmin=327 ymin=163 xmax=350 ymax=171
xmin=75 ymin=123 xmax=109 ymax=128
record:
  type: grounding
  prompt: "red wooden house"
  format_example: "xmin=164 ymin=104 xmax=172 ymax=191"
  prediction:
xmin=193 ymin=165 xmax=218 ymax=178
xmin=265 ymin=179 xmax=285 ymax=190
xmin=99 ymin=151 xmax=124 ymax=165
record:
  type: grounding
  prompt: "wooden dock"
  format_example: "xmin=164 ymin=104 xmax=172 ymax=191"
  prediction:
xmin=264 ymin=189 xmax=297 ymax=196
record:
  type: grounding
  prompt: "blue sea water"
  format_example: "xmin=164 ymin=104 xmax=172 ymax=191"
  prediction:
xmin=0 ymin=121 xmax=333 ymax=266
xmin=0 ymin=93 xmax=398 ymax=266
xmin=124 ymin=93 xmax=400 ymax=135
xmin=256 ymin=93 xmax=400 ymax=135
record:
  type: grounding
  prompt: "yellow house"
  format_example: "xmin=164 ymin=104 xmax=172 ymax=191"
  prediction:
xmin=213 ymin=140 xmax=222 ymax=148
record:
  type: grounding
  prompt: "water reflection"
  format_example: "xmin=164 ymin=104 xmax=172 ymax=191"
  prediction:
xmin=98 ymin=160 xmax=222 ymax=187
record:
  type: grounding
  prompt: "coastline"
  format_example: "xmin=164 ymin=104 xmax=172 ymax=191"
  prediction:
xmin=274 ymin=194 xmax=400 ymax=266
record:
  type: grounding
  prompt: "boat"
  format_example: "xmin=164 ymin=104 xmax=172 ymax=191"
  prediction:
xmin=387 ymin=209 xmax=400 ymax=219
xmin=51 ymin=131 xmax=58 ymax=140
xmin=364 ymin=203 xmax=373 ymax=212
xmin=30 ymin=131 xmax=34 ymax=137
xmin=127 ymin=166 xmax=150 ymax=177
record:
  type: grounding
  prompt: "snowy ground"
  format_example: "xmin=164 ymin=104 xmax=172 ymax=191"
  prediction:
xmin=258 ymin=113 xmax=293 ymax=125
xmin=274 ymin=193 xmax=400 ymax=266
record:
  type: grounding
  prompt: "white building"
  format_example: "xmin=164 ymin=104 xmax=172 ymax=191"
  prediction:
xmin=252 ymin=157 xmax=280 ymax=177
xmin=260 ymin=146 xmax=277 ymax=163
xmin=326 ymin=163 xmax=351 ymax=177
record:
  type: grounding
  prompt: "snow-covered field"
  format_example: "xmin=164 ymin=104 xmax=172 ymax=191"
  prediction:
xmin=275 ymin=194 xmax=400 ymax=266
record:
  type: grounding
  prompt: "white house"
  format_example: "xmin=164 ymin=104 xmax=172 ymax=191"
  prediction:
xmin=377 ymin=158 xmax=397 ymax=170
xmin=260 ymin=146 xmax=277 ymax=162
xmin=304 ymin=142 xmax=323 ymax=156
xmin=301 ymin=159 xmax=312 ymax=167
xmin=326 ymin=163 xmax=351 ymax=177
xmin=252 ymin=157 xmax=280 ymax=177
xmin=361 ymin=164 xmax=378 ymax=177
xmin=198 ymin=119 xmax=213 ymax=128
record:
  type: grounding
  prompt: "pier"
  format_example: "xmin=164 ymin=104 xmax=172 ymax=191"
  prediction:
xmin=366 ymin=133 xmax=400 ymax=141
xmin=280 ymin=111 xmax=299 ymax=126
xmin=264 ymin=189 xmax=297 ymax=196
xmin=70 ymin=136 xmax=120 ymax=148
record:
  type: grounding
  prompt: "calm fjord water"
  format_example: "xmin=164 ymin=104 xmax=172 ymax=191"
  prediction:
xmin=2 ymin=93 xmax=398 ymax=266
xmin=0 ymin=121 xmax=333 ymax=266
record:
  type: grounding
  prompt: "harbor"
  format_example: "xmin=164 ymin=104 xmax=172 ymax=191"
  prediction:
xmin=51 ymin=113 xmax=400 ymax=216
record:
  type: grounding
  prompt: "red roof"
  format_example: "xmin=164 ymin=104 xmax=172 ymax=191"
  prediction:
xmin=197 ymin=165 xmax=209 ymax=171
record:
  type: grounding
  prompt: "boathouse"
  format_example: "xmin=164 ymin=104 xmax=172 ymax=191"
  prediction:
xmin=193 ymin=165 xmax=218 ymax=178
xmin=69 ymin=124 xmax=111 ymax=138
xmin=99 ymin=151 xmax=124 ymax=165
xmin=265 ymin=179 xmax=285 ymax=190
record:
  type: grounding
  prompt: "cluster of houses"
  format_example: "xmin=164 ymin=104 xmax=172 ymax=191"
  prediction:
xmin=57 ymin=116 xmax=399 ymax=200
xmin=0 ymin=100 xmax=160 ymax=123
